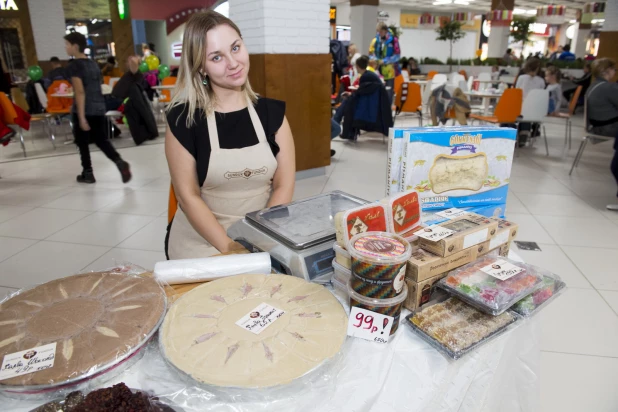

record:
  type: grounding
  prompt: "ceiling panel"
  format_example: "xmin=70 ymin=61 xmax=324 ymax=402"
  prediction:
xmin=63 ymin=0 xmax=111 ymax=20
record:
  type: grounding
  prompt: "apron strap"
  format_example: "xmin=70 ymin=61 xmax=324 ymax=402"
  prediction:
xmin=246 ymin=97 xmax=268 ymax=144
xmin=206 ymin=96 xmax=269 ymax=151
xmin=206 ymin=109 xmax=220 ymax=152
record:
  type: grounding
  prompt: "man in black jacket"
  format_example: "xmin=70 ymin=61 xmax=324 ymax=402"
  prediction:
xmin=563 ymin=62 xmax=592 ymax=104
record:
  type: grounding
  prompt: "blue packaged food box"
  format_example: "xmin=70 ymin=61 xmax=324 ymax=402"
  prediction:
xmin=422 ymin=203 xmax=507 ymax=226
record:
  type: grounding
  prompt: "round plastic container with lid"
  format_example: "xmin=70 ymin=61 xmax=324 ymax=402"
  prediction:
xmin=348 ymin=231 xmax=412 ymax=299
xmin=347 ymin=280 xmax=408 ymax=336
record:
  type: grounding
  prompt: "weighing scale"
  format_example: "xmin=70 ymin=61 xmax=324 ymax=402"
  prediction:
xmin=227 ymin=191 xmax=367 ymax=283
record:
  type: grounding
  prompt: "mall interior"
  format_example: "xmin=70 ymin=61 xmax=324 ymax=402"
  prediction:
xmin=0 ymin=0 xmax=617 ymax=411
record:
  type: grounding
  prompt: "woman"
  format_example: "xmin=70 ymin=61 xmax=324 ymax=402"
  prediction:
xmin=165 ymin=11 xmax=295 ymax=259
xmin=586 ymin=58 xmax=618 ymax=211
xmin=515 ymin=58 xmax=545 ymax=99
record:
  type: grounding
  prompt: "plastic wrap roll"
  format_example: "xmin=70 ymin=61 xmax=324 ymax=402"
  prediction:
xmin=153 ymin=253 xmax=272 ymax=285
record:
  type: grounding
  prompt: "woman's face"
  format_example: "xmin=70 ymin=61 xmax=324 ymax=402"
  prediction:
xmin=203 ymin=24 xmax=249 ymax=90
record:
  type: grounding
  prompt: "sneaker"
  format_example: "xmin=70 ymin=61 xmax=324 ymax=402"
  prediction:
xmin=331 ymin=149 xmax=336 ymax=157
xmin=115 ymin=159 xmax=132 ymax=183
xmin=76 ymin=170 xmax=96 ymax=184
xmin=607 ymin=204 xmax=618 ymax=211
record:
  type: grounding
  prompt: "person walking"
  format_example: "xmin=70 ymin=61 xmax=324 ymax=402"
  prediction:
xmin=64 ymin=32 xmax=131 ymax=184
xmin=370 ymin=22 xmax=400 ymax=105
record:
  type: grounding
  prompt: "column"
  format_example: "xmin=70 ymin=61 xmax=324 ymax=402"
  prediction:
xmin=350 ymin=0 xmax=378 ymax=56
xmin=597 ymin=0 xmax=618 ymax=79
xmin=230 ymin=0 xmax=332 ymax=172
xmin=26 ymin=0 xmax=68 ymax=69
xmin=486 ymin=0 xmax=514 ymax=58
xmin=109 ymin=0 xmax=134 ymax=72
xmin=571 ymin=21 xmax=591 ymax=58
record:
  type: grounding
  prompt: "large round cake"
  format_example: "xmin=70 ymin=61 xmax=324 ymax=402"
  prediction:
xmin=0 ymin=272 xmax=166 ymax=388
xmin=160 ymin=274 xmax=347 ymax=388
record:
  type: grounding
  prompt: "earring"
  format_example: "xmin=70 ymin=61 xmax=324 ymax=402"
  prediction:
xmin=202 ymin=76 xmax=209 ymax=86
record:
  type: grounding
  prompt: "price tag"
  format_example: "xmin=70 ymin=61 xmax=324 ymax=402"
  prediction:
xmin=480 ymin=259 xmax=525 ymax=281
xmin=0 ymin=343 xmax=56 ymax=381
xmin=347 ymin=307 xmax=394 ymax=344
xmin=235 ymin=303 xmax=285 ymax=335
xmin=435 ymin=208 xmax=468 ymax=219
xmin=414 ymin=225 xmax=455 ymax=242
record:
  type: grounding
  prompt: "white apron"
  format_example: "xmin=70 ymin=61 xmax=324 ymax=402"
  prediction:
xmin=168 ymin=100 xmax=278 ymax=259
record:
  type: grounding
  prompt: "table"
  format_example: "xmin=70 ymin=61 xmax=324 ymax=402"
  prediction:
xmin=152 ymin=85 xmax=176 ymax=90
xmin=50 ymin=93 xmax=74 ymax=98
xmin=408 ymin=75 xmax=427 ymax=80
xmin=464 ymin=91 xmax=503 ymax=116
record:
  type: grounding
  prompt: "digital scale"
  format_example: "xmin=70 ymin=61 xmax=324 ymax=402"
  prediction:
xmin=227 ymin=191 xmax=367 ymax=283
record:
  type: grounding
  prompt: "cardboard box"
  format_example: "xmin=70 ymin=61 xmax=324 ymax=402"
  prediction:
xmin=418 ymin=213 xmax=499 ymax=257
xmin=480 ymin=219 xmax=518 ymax=258
xmin=487 ymin=242 xmax=511 ymax=258
xmin=404 ymin=273 xmax=448 ymax=311
xmin=422 ymin=203 xmax=506 ymax=226
xmin=406 ymin=246 xmax=477 ymax=283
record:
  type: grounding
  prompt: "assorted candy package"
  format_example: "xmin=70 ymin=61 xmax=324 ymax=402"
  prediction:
xmin=511 ymin=273 xmax=566 ymax=317
xmin=438 ymin=256 xmax=543 ymax=315
xmin=405 ymin=297 xmax=519 ymax=360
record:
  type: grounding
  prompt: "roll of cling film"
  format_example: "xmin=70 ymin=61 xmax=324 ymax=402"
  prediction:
xmin=351 ymin=260 xmax=406 ymax=299
xmin=350 ymin=299 xmax=404 ymax=335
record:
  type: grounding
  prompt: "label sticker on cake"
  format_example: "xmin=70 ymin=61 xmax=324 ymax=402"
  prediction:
xmin=345 ymin=205 xmax=388 ymax=240
xmin=390 ymin=192 xmax=420 ymax=234
xmin=480 ymin=259 xmax=525 ymax=281
xmin=353 ymin=234 xmax=406 ymax=258
xmin=435 ymin=208 xmax=467 ymax=219
xmin=414 ymin=225 xmax=455 ymax=242
xmin=0 ymin=343 xmax=56 ymax=381
xmin=236 ymin=303 xmax=285 ymax=335
xmin=393 ymin=266 xmax=406 ymax=294
xmin=347 ymin=307 xmax=393 ymax=344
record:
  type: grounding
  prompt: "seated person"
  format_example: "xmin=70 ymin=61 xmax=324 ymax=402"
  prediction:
xmin=490 ymin=65 xmax=500 ymax=81
xmin=564 ymin=62 xmax=591 ymax=103
xmin=558 ymin=44 xmax=576 ymax=61
xmin=367 ymin=57 xmax=385 ymax=83
xmin=409 ymin=58 xmax=421 ymax=76
xmin=44 ymin=56 xmax=68 ymax=89
xmin=586 ymin=58 xmax=618 ymax=210
xmin=515 ymin=58 xmax=545 ymax=99
xmin=545 ymin=66 xmax=563 ymax=114
xmin=332 ymin=55 xmax=380 ymax=127
xmin=102 ymin=56 xmax=123 ymax=78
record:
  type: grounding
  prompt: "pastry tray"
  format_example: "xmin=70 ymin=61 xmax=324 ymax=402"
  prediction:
xmin=511 ymin=278 xmax=567 ymax=318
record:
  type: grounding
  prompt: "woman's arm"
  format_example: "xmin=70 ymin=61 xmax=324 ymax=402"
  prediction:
xmin=267 ymin=116 xmax=295 ymax=207
xmin=165 ymin=127 xmax=239 ymax=253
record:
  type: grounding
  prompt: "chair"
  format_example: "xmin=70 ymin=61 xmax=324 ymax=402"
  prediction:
xmin=46 ymin=80 xmax=72 ymax=114
xmin=469 ymin=88 xmax=523 ymax=124
xmin=426 ymin=71 xmax=438 ymax=80
xmin=478 ymin=72 xmax=492 ymax=82
xmin=549 ymin=85 xmax=582 ymax=150
xmin=401 ymin=70 xmax=410 ymax=81
xmin=431 ymin=74 xmax=447 ymax=90
xmin=103 ymin=75 xmax=111 ymax=85
xmin=393 ymin=74 xmax=405 ymax=111
xmin=35 ymin=82 xmax=72 ymax=142
xmin=158 ymin=76 xmax=177 ymax=104
xmin=569 ymin=98 xmax=614 ymax=175
xmin=450 ymin=73 xmax=465 ymax=87
xmin=420 ymin=79 xmax=433 ymax=117
xmin=519 ymin=89 xmax=550 ymax=156
xmin=467 ymin=75 xmax=474 ymax=91
xmin=396 ymin=81 xmax=423 ymax=126
xmin=459 ymin=69 xmax=468 ymax=80
xmin=9 ymin=88 xmax=56 ymax=153
xmin=168 ymin=184 xmax=178 ymax=224
xmin=458 ymin=80 xmax=468 ymax=92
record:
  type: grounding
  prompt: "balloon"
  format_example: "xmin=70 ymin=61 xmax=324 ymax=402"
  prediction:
xmin=27 ymin=65 xmax=43 ymax=82
xmin=145 ymin=54 xmax=160 ymax=71
xmin=138 ymin=61 xmax=149 ymax=73
xmin=475 ymin=49 xmax=483 ymax=58
xmin=122 ymin=116 xmax=128 ymax=125
xmin=158 ymin=64 xmax=170 ymax=80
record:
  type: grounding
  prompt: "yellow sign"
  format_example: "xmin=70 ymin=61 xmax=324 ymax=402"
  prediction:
xmin=400 ymin=13 xmax=481 ymax=31
xmin=330 ymin=7 xmax=337 ymax=23
xmin=0 ymin=0 xmax=18 ymax=11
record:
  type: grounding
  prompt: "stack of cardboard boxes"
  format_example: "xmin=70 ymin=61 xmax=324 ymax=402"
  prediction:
xmin=404 ymin=215 xmax=518 ymax=311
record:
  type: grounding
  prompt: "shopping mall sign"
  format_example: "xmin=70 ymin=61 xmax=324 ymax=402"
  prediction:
xmin=0 ymin=0 xmax=18 ymax=11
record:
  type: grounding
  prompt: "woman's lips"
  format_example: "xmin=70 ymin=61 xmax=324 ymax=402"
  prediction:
xmin=229 ymin=69 xmax=243 ymax=79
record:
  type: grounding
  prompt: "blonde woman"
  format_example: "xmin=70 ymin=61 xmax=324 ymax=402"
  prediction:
xmin=165 ymin=11 xmax=295 ymax=259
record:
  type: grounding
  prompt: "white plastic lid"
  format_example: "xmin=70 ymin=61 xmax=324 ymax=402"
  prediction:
xmin=347 ymin=279 xmax=408 ymax=307
xmin=348 ymin=231 xmax=412 ymax=265
xmin=333 ymin=242 xmax=350 ymax=259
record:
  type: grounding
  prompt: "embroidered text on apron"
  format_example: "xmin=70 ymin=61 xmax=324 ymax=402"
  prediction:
xmin=168 ymin=100 xmax=278 ymax=259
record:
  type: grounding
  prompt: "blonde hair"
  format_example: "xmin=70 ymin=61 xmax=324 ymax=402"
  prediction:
xmin=167 ymin=11 xmax=258 ymax=127
xmin=376 ymin=22 xmax=388 ymax=32
xmin=592 ymin=58 xmax=616 ymax=79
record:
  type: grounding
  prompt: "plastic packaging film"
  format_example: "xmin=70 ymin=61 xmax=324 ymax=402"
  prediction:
xmin=511 ymin=272 xmax=567 ymax=317
xmin=153 ymin=253 xmax=272 ymax=285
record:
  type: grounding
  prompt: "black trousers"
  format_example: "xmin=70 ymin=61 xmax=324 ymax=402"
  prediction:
xmin=72 ymin=113 xmax=121 ymax=171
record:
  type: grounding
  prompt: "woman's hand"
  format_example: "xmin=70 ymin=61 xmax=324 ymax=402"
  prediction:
xmin=79 ymin=117 xmax=90 ymax=131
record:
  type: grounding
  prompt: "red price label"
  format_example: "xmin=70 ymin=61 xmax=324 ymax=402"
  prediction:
xmin=347 ymin=307 xmax=393 ymax=343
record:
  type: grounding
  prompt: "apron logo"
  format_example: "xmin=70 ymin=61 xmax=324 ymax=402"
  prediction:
xmin=224 ymin=167 xmax=268 ymax=180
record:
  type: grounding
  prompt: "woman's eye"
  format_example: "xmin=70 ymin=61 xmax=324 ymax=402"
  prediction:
xmin=212 ymin=55 xmax=221 ymax=62
xmin=232 ymin=45 xmax=240 ymax=52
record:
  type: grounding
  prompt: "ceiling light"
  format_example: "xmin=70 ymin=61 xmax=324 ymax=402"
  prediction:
xmin=525 ymin=10 xmax=537 ymax=15
xmin=569 ymin=19 xmax=576 ymax=23
xmin=91 ymin=18 xmax=97 ymax=24
xmin=513 ymin=8 xmax=526 ymax=15
xmin=454 ymin=0 xmax=469 ymax=4
xmin=433 ymin=0 xmax=452 ymax=4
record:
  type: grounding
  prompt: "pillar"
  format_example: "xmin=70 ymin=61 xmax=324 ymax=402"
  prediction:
xmin=350 ymin=0 xmax=378 ymax=56
xmin=230 ymin=0 xmax=332 ymax=172
xmin=572 ymin=22 xmax=591 ymax=58
xmin=597 ymin=0 xmax=618 ymax=81
xmin=487 ymin=0 xmax=514 ymax=58
xmin=109 ymin=0 xmax=135 ymax=72
xmin=26 ymin=0 xmax=68 ymax=70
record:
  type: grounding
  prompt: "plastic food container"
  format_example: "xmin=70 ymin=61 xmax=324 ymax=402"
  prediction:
xmin=332 ymin=259 xmax=351 ymax=285
xmin=439 ymin=256 xmax=543 ymax=315
xmin=511 ymin=273 xmax=566 ymax=317
xmin=333 ymin=242 xmax=351 ymax=269
xmin=347 ymin=281 xmax=408 ymax=336
xmin=349 ymin=232 xmax=412 ymax=299
xmin=386 ymin=191 xmax=421 ymax=236
xmin=405 ymin=297 xmax=519 ymax=360
xmin=336 ymin=204 xmax=389 ymax=247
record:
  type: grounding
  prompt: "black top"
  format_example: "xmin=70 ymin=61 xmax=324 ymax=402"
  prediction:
xmin=112 ymin=71 xmax=144 ymax=100
xmin=167 ymin=98 xmax=285 ymax=186
xmin=66 ymin=58 xmax=106 ymax=116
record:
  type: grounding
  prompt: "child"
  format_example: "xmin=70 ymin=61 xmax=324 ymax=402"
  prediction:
xmin=490 ymin=65 xmax=500 ymax=81
xmin=545 ymin=66 xmax=563 ymax=115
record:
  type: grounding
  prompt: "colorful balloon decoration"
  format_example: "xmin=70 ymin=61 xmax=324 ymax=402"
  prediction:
xmin=145 ymin=54 xmax=160 ymax=71
xmin=158 ymin=64 xmax=170 ymax=80
xmin=27 ymin=65 xmax=43 ymax=81
xmin=138 ymin=61 xmax=149 ymax=73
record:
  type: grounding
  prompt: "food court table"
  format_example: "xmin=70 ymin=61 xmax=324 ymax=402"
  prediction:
xmin=464 ymin=90 xmax=503 ymax=116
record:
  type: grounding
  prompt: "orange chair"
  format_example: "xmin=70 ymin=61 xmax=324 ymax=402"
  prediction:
xmin=103 ymin=75 xmax=111 ymax=85
xmin=396 ymin=81 xmax=423 ymax=126
xmin=168 ymin=184 xmax=178 ymax=224
xmin=46 ymin=80 xmax=72 ymax=114
xmin=469 ymin=88 xmax=523 ymax=124
xmin=549 ymin=85 xmax=582 ymax=150
xmin=393 ymin=74 xmax=404 ymax=112
xmin=10 ymin=88 xmax=56 ymax=155
xmin=459 ymin=70 xmax=468 ymax=80
xmin=427 ymin=71 xmax=438 ymax=80
xmin=158 ymin=76 xmax=177 ymax=104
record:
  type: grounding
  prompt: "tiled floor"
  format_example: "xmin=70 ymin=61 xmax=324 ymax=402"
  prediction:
xmin=0 ymin=113 xmax=616 ymax=411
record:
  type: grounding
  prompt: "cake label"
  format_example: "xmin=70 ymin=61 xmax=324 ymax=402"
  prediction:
xmin=353 ymin=234 xmax=407 ymax=258
xmin=414 ymin=225 xmax=455 ymax=242
xmin=391 ymin=192 xmax=420 ymax=233
xmin=0 ymin=343 xmax=56 ymax=381
xmin=347 ymin=307 xmax=393 ymax=344
xmin=235 ymin=303 xmax=285 ymax=335
xmin=345 ymin=205 xmax=388 ymax=239
xmin=435 ymin=208 xmax=467 ymax=219
xmin=481 ymin=259 xmax=524 ymax=281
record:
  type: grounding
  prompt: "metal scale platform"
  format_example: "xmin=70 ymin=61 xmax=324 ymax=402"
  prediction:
xmin=227 ymin=191 xmax=367 ymax=283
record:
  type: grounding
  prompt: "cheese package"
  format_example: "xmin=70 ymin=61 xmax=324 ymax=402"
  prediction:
xmin=386 ymin=190 xmax=421 ymax=235
xmin=418 ymin=213 xmax=499 ymax=257
xmin=335 ymin=204 xmax=389 ymax=247
xmin=404 ymin=273 xmax=448 ymax=311
xmin=400 ymin=127 xmax=516 ymax=210
xmin=422 ymin=203 xmax=506 ymax=227
xmin=406 ymin=246 xmax=477 ymax=283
